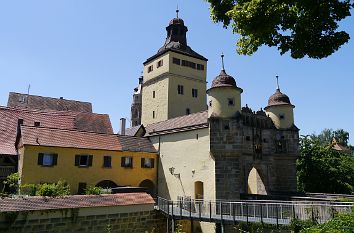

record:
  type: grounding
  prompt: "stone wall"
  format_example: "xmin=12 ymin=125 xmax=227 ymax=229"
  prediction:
xmin=0 ymin=209 xmax=166 ymax=233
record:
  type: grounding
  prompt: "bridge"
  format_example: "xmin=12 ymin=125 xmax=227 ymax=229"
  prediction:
xmin=157 ymin=197 xmax=353 ymax=232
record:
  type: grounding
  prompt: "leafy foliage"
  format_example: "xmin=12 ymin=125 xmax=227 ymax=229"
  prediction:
xmin=300 ymin=212 xmax=354 ymax=232
xmin=297 ymin=135 xmax=354 ymax=194
xmin=2 ymin=172 xmax=19 ymax=194
xmin=21 ymin=180 xmax=70 ymax=197
xmin=85 ymin=185 xmax=103 ymax=195
xmin=206 ymin=0 xmax=353 ymax=59
xmin=310 ymin=128 xmax=350 ymax=146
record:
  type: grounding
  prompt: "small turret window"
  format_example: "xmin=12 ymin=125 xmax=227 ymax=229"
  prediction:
xmin=153 ymin=91 xmax=156 ymax=98
xmin=279 ymin=114 xmax=285 ymax=120
xmin=148 ymin=65 xmax=153 ymax=73
xmin=192 ymin=89 xmax=198 ymax=98
xmin=186 ymin=108 xmax=191 ymax=115
xmin=209 ymin=100 xmax=212 ymax=107
xmin=153 ymin=111 xmax=155 ymax=119
xmin=173 ymin=58 xmax=181 ymax=65
xmin=228 ymin=98 xmax=235 ymax=106
xmin=178 ymin=85 xmax=184 ymax=95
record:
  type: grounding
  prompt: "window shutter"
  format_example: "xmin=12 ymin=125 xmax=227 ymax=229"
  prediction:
xmin=141 ymin=158 xmax=145 ymax=168
xmin=53 ymin=154 xmax=58 ymax=165
xmin=130 ymin=157 xmax=133 ymax=168
xmin=88 ymin=155 xmax=93 ymax=166
xmin=151 ymin=158 xmax=155 ymax=168
xmin=121 ymin=157 xmax=125 ymax=167
xmin=38 ymin=153 xmax=43 ymax=165
xmin=75 ymin=155 xmax=80 ymax=166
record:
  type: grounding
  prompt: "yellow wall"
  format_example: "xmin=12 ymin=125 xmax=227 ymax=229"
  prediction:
xmin=150 ymin=128 xmax=215 ymax=233
xmin=142 ymin=51 xmax=207 ymax=125
xmin=207 ymin=87 xmax=242 ymax=118
xmin=265 ymin=105 xmax=294 ymax=129
xmin=19 ymin=145 xmax=157 ymax=194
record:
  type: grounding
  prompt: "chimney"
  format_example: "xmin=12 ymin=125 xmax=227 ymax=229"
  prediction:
xmin=60 ymin=97 xmax=64 ymax=100
xmin=139 ymin=77 xmax=143 ymax=84
xmin=120 ymin=118 xmax=126 ymax=135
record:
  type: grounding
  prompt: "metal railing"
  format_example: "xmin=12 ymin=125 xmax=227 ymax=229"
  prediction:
xmin=157 ymin=197 xmax=353 ymax=226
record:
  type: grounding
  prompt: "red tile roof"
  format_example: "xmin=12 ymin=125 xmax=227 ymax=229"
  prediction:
xmin=20 ymin=126 xmax=122 ymax=151
xmin=145 ymin=111 xmax=208 ymax=136
xmin=0 ymin=106 xmax=113 ymax=155
xmin=0 ymin=193 xmax=154 ymax=212
xmin=7 ymin=92 xmax=93 ymax=113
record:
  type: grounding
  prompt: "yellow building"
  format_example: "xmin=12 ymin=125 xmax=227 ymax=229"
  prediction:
xmin=16 ymin=125 xmax=157 ymax=195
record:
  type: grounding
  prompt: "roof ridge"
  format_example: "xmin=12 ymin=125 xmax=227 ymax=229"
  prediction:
xmin=9 ymin=92 xmax=92 ymax=105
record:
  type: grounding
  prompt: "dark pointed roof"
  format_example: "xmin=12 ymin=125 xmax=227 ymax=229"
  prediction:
xmin=144 ymin=16 xmax=207 ymax=64
xmin=266 ymin=89 xmax=294 ymax=108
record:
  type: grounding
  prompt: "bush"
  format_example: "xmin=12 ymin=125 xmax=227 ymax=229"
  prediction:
xmin=2 ymin=173 xmax=19 ymax=194
xmin=21 ymin=180 xmax=70 ymax=197
xmin=300 ymin=212 xmax=354 ymax=233
xmin=85 ymin=185 xmax=103 ymax=195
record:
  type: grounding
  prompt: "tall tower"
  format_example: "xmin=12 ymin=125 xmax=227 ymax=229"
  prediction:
xmin=141 ymin=11 xmax=208 ymax=125
xmin=131 ymin=76 xmax=143 ymax=127
xmin=264 ymin=76 xmax=295 ymax=129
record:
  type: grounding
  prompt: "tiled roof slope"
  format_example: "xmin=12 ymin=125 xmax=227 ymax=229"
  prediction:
xmin=8 ymin=92 xmax=92 ymax=113
xmin=118 ymin=135 xmax=156 ymax=153
xmin=0 ymin=193 xmax=154 ymax=212
xmin=0 ymin=107 xmax=113 ymax=155
xmin=20 ymin=126 xmax=122 ymax=151
xmin=125 ymin=125 xmax=143 ymax=136
xmin=145 ymin=111 xmax=208 ymax=136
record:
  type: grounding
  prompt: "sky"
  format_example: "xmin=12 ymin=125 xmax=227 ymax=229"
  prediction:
xmin=0 ymin=1 xmax=353 ymax=145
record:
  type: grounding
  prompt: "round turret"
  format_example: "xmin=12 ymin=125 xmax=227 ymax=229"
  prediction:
xmin=207 ymin=68 xmax=243 ymax=118
xmin=264 ymin=87 xmax=295 ymax=129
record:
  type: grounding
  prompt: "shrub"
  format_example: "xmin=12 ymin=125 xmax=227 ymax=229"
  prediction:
xmin=2 ymin=173 xmax=19 ymax=194
xmin=35 ymin=180 xmax=70 ymax=197
xmin=85 ymin=185 xmax=103 ymax=195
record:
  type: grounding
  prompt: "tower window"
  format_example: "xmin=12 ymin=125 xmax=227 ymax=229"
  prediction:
xmin=209 ymin=100 xmax=212 ymax=107
xmin=186 ymin=108 xmax=191 ymax=115
xmin=197 ymin=64 xmax=205 ymax=70
xmin=153 ymin=91 xmax=156 ymax=98
xmin=228 ymin=98 xmax=235 ymax=106
xmin=279 ymin=114 xmax=285 ymax=120
xmin=148 ymin=65 xmax=153 ymax=73
xmin=157 ymin=60 xmax=163 ymax=68
xmin=153 ymin=111 xmax=155 ymax=119
xmin=173 ymin=58 xmax=181 ymax=65
xmin=192 ymin=89 xmax=198 ymax=98
xmin=178 ymin=85 xmax=184 ymax=95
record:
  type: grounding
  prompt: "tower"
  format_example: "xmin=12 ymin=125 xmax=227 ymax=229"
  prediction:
xmin=264 ymin=76 xmax=295 ymax=129
xmin=131 ymin=76 xmax=143 ymax=127
xmin=207 ymin=55 xmax=243 ymax=118
xmin=141 ymin=11 xmax=208 ymax=125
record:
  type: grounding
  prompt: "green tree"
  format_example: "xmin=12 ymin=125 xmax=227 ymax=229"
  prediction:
xmin=206 ymin=0 xmax=353 ymax=59
xmin=310 ymin=128 xmax=351 ymax=147
xmin=2 ymin=172 xmax=19 ymax=194
xmin=297 ymin=136 xmax=354 ymax=194
xmin=300 ymin=212 xmax=354 ymax=232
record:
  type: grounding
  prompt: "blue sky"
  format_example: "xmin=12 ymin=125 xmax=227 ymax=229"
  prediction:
xmin=1 ymin=1 xmax=353 ymax=145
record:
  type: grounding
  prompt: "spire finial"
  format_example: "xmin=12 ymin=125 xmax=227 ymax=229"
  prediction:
xmin=176 ymin=5 xmax=179 ymax=18
xmin=276 ymin=75 xmax=280 ymax=90
xmin=221 ymin=53 xmax=225 ymax=71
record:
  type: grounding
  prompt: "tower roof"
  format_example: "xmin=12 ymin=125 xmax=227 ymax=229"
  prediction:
xmin=266 ymin=89 xmax=293 ymax=107
xmin=144 ymin=13 xmax=207 ymax=64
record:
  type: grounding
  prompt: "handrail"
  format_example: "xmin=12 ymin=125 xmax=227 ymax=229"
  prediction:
xmin=157 ymin=197 xmax=353 ymax=226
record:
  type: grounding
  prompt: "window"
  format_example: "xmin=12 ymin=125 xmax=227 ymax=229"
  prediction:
xmin=77 ymin=182 xmax=87 ymax=195
xmin=197 ymin=64 xmax=205 ymax=70
xmin=157 ymin=59 xmax=163 ymax=68
xmin=103 ymin=156 xmax=112 ymax=168
xmin=173 ymin=57 xmax=181 ymax=65
xmin=34 ymin=121 xmax=41 ymax=127
xmin=177 ymin=85 xmax=184 ymax=95
xmin=246 ymin=136 xmax=251 ymax=141
xmin=153 ymin=111 xmax=155 ymax=119
xmin=18 ymin=119 xmax=24 ymax=125
xmin=121 ymin=157 xmax=133 ymax=168
xmin=38 ymin=153 xmax=58 ymax=166
xmin=279 ymin=114 xmax=285 ymax=120
xmin=75 ymin=155 xmax=93 ymax=167
xmin=186 ymin=108 xmax=191 ymax=115
xmin=192 ymin=89 xmax=198 ymax=98
xmin=228 ymin=98 xmax=235 ymax=106
xmin=148 ymin=65 xmax=153 ymax=73
xmin=209 ymin=100 xmax=212 ymax=107
xmin=141 ymin=158 xmax=155 ymax=168
xmin=153 ymin=91 xmax=155 ymax=98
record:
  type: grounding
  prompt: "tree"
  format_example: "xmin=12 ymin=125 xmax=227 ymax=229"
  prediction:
xmin=310 ymin=128 xmax=351 ymax=146
xmin=300 ymin=212 xmax=354 ymax=233
xmin=297 ymin=135 xmax=354 ymax=194
xmin=206 ymin=0 xmax=354 ymax=59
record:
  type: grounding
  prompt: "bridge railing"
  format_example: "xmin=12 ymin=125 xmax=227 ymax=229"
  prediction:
xmin=157 ymin=197 xmax=353 ymax=225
